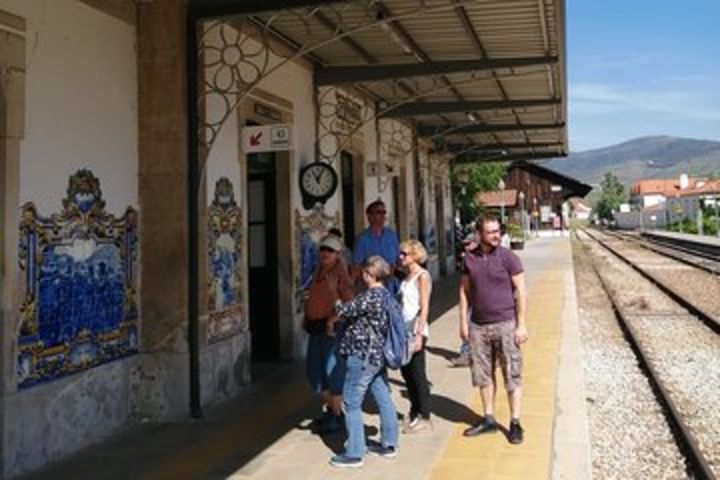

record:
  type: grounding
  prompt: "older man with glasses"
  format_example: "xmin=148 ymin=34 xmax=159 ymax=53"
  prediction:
xmin=352 ymin=200 xmax=400 ymax=294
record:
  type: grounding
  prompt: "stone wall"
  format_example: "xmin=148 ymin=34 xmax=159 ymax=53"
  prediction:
xmin=0 ymin=8 xmax=26 ymax=476
xmin=0 ymin=0 xmax=143 ymax=475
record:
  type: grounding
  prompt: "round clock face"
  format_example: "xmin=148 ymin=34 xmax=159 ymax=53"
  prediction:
xmin=300 ymin=163 xmax=337 ymax=199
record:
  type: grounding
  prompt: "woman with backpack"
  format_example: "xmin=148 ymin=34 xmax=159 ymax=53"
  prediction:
xmin=397 ymin=240 xmax=433 ymax=433
xmin=329 ymin=255 xmax=399 ymax=469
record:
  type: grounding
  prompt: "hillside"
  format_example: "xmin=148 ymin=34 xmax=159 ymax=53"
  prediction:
xmin=544 ymin=136 xmax=720 ymax=186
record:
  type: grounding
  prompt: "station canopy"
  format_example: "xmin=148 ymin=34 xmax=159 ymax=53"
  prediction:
xmin=191 ymin=0 xmax=568 ymax=164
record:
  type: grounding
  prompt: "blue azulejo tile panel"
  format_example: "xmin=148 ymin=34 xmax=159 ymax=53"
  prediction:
xmin=207 ymin=177 xmax=244 ymax=343
xmin=17 ymin=169 xmax=139 ymax=388
xmin=293 ymin=205 xmax=340 ymax=317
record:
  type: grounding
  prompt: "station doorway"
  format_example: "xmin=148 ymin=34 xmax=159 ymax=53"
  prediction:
xmin=247 ymin=151 xmax=280 ymax=362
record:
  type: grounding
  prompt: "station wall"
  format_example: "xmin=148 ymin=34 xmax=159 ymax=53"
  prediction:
xmin=0 ymin=4 xmax=458 ymax=476
xmin=0 ymin=0 xmax=140 ymax=476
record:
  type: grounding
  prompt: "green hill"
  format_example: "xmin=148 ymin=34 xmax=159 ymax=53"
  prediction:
xmin=544 ymin=136 xmax=720 ymax=186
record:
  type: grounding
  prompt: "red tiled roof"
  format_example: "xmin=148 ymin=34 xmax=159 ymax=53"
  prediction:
xmin=678 ymin=179 xmax=720 ymax=197
xmin=476 ymin=189 xmax=518 ymax=208
xmin=631 ymin=178 xmax=707 ymax=198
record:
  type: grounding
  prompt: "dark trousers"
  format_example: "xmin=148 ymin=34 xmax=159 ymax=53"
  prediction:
xmin=400 ymin=338 xmax=431 ymax=419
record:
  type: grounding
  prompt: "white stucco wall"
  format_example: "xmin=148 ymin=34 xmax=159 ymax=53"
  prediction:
xmin=362 ymin=105 xmax=389 ymax=218
xmin=201 ymin=24 xmax=320 ymax=362
xmin=0 ymin=1 xmax=139 ymax=476
xmin=642 ymin=194 xmax=665 ymax=208
xmin=1 ymin=0 xmax=138 ymax=215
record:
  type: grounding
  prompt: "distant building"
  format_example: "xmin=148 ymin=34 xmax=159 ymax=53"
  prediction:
xmin=476 ymin=189 xmax=518 ymax=220
xmin=630 ymin=174 xmax=707 ymax=208
xmin=620 ymin=175 xmax=720 ymax=229
xmin=666 ymin=179 xmax=720 ymax=224
xmin=477 ymin=162 xmax=591 ymax=231
xmin=567 ymin=197 xmax=592 ymax=220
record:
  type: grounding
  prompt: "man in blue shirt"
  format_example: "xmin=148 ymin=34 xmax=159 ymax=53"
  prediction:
xmin=352 ymin=200 xmax=400 ymax=294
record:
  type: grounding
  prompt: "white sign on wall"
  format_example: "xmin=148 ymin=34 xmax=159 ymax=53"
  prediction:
xmin=366 ymin=161 xmax=400 ymax=177
xmin=540 ymin=205 xmax=552 ymax=222
xmin=241 ymin=124 xmax=292 ymax=153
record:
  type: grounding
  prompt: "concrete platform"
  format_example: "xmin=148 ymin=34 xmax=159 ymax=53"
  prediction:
xmin=642 ymin=229 xmax=720 ymax=247
xmin=19 ymin=237 xmax=589 ymax=480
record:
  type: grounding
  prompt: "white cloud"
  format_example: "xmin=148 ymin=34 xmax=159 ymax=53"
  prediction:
xmin=570 ymin=83 xmax=720 ymax=121
xmin=580 ymin=54 xmax=657 ymax=71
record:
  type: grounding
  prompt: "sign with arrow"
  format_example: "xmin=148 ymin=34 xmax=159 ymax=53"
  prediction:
xmin=241 ymin=124 xmax=292 ymax=153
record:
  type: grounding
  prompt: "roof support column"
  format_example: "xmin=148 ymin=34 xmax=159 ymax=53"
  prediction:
xmin=0 ymin=13 xmax=26 ymax=473
xmin=136 ymin=0 xmax=195 ymax=418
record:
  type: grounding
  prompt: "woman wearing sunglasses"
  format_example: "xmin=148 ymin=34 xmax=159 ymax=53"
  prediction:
xmin=303 ymin=234 xmax=354 ymax=434
xmin=397 ymin=240 xmax=433 ymax=433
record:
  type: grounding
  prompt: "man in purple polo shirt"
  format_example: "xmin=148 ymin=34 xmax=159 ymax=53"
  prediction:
xmin=459 ymin=214 xmax=528 ymax=444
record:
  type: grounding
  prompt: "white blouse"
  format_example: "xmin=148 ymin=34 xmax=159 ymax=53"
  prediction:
xmin=399 ymin=269 xmax=432 ymax=337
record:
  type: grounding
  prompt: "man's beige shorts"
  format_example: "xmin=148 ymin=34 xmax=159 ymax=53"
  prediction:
xmin=468 ymin=320 xmax=522 ymax=392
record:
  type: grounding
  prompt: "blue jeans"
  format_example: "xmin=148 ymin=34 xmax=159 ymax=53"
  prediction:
xmin=306 ymin=334 xmax=346 ymax=395
xmin=343 ymin=355 xmax=398 ymax=458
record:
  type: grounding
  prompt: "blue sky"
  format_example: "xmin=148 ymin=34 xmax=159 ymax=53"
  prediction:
xmin=567 ymin=0 xmax=720 ymax=152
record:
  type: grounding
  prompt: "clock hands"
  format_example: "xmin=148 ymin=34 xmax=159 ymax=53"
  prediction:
xmin=312 ymin=167 xmax=323 ymax=184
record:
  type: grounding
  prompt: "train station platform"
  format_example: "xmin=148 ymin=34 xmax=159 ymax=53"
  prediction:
xmin=20 ymin=237 xmax=589 ymax=480
xmin=642 ymin=229 xmax=720 ymax=247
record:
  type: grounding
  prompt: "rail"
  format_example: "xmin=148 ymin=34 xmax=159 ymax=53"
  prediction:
xmin=576 ymin=229 xmax=717 ymax=480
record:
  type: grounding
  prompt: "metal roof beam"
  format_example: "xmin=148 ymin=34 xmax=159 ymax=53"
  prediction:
xmin=315 ymin=56 xmax=557 ymax=86
xmin=417 ymin=122 xmax=565 ymax=137
xmin=189 ymin=0 xmax=347 ymax=19
xmin=381 ymin=99 xmax=560 ymax=118
xmin=444 ymin=142 xmax=563 ymax=153
xmin=453 ymin=152 xmax=560 ymax=165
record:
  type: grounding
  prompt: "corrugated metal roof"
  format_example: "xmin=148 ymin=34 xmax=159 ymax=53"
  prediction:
xmin=229 ymin=0 xmax=569 ymax=160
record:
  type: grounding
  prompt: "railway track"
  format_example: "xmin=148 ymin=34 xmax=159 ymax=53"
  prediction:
xmin=642 ymin=231 xmax=720 ymax=261
xmin=581 ymin=228 xmax=720 ymax=334
xmin=576 ymin=228 xmax=720 ymax=479
xmin=605 ymin=230 xmax=720 ymax=275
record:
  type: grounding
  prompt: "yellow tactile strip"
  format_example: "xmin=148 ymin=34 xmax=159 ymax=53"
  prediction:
xmin=429 ymin=270 xmax=564 ymax=480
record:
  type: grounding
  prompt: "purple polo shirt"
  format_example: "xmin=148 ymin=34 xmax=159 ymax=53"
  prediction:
xmin=462 ymin=246 xmax=523 ymax=325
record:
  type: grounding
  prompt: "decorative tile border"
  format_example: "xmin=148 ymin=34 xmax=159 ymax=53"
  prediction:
xmin=207 ymin=177 xmax=244 ymax=343
xmin=293 ymin=205 xmax=340 ymax=317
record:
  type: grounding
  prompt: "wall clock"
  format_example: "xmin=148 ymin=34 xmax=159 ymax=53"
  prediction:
xmin=299 ymin=161 xmax=339 ymax=209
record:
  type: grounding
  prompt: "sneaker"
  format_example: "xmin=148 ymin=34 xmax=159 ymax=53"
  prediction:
xmin=463 ymin=417 xmax=498 ymax=437
xmin=402 ymin=417 xmax=433 ymax=434
xmin=402 ymin=413 xmax=419 ymax=430
xmin=367 ymin=444 xmax=397 ymax=459
xmin=508 ymin=420 xmax=524 ymax=444
xmin=329 ymin=454 xmax=364 ymax=468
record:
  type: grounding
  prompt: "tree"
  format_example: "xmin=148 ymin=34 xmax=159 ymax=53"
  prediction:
xmin=451 ymin=162 xmax=507 ymax=225
xmin=594 ymin=172 xmax=626 ymax=220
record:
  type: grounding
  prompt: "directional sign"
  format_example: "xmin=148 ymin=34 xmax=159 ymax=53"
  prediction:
xmin=241 ymin=124 xmax=292 ymax=153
